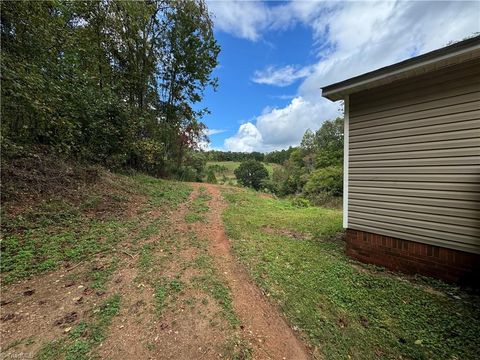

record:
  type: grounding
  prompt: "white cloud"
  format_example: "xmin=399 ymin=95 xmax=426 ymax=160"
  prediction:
xmin=224 ymin=97 xmax=339 ymax=152
xmin=224 ymin=122 xmax=263 ymax=152
xmin=206 ymin=128 xmax=226 ymax=136
xmin=252 ymin=65 xmax=313 ymax=87
xmin=207 ymin=1 xmax=271 ymax=41
xmin=218 ymin=0 xmax=480 ymax=152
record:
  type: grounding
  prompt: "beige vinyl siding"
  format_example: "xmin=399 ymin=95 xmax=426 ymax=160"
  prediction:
xmin=348 ymin=59 xmax=480 ymax=254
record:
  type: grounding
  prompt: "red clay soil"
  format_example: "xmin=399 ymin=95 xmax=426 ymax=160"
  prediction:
xmin=193 ymin=183 xmax=311 ymax=360
xmin=1 ymin=183 xmax=312 ymax=359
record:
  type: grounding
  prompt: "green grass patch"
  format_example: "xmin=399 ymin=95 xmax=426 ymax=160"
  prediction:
xmin=132 ymin=174 xmax=192 ymax=207
xmin=192 ymin=252 xmax=239 ymax=327
xmin=138 ymin=244 xmax=155 ymax=270
xmin=222 ymin=188 xmax=480 ymax=360
xmin=154 ymin=278 xmax=184 ymax=314
xmin=37 ymin=294 xmax=121 ymax=360
xmin=1 ymin=174 xmax=192 ymax=284
xmin=185 ymin=186 xmax=211 ymax=223
xmin=223 ymin=335 xmax=253 ymax=360
xmin=89 ymin=257 xmax=119 ymax=290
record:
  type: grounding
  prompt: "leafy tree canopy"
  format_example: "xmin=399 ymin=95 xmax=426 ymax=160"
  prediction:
xmin=234 ymin=160 xmax=269 ymax=190
xmin=1 ymin=0 xmax=219 ymax=178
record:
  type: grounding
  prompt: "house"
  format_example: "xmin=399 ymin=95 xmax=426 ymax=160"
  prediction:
xmin=321 ymin=36 xmax=480 ymax=284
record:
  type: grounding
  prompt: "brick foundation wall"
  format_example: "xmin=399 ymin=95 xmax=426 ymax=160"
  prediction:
xmin=346 ymin=229 xmax=480 ymax=285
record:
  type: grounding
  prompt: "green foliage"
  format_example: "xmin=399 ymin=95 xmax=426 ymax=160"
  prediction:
xmin=1 ymin=0 xmax=219 ymax=176
xmin=265 ymin=118 xmax=344 ymax=204
xmin=314 ymin=117 xmax=344 ymax=168
xmin=303 ymin=165 xmax=343 ymax=197
xmin=206 ymin=168 xmax=218 ymax=184
xmin=264 ymin=147 xmax=296 ymax=164
xmin=185 ymin=187 xmax=211 ymax=223
xmin=154 ymin=279 xmax=184 ymax=314
xmin=234 ymin=160 xmax=269 ymax=190
xmin=206 ymin=150 xmax=264 ymax=162
xmin=207 ymin=161 xmax=279 ymax=185
xmin=222 ymin=188 xmax=480 ymax=360
xmin=290 ymin=197 xmax=311 ymax=208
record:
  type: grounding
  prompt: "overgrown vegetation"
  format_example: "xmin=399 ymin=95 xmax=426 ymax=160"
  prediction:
xmin=1 ymin=0 xmax=219 ymax=178
xmin=267 ymin=117 xmax=344 ymax=206
xmin=222 ymin=188 xmax=480 ymax=360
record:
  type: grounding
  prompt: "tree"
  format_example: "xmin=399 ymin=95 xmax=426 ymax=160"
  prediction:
xmin=300 ymin=129 xmax=315 ymax=153
xmin=234 ymin=160 xmax=269 ymax=190
xmin=303 ymin=166 xmax=343 ymax=197
xmin=314 ymin=117 xmax=344 ymax=168
xmin=1 ymin=0 xmax=219 ymax=178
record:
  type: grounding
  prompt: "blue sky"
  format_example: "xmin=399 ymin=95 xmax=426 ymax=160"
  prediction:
xmin=201 ymin=0 xmax=480 ymax=152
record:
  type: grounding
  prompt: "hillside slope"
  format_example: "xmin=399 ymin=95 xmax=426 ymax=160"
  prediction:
xmin=2 ymin=155 xmax=479 ymax=360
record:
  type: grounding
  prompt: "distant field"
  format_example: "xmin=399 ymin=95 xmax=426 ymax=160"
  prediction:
xmin=206 ymin=161 xmax=280 ymax=185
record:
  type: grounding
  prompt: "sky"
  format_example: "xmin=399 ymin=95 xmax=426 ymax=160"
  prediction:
xmin=200 ymin=0 xmax=480 ymax=152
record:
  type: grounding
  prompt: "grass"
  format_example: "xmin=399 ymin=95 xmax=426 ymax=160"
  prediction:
xmin=89 ymin=257 xmax=119 ymax=290
xmin=223 ymin=336 xmax=253 ymax=360
xmin=185 ymin=186 xmax=211 ymax=223
xmin=206 ymin=161 xmax=281 ymax=185
xmin=0 ymin=173 xmax=192 ymax=284
xmin=192 ymin=252 xmax=240 ymax=327
xmin=222 ymin=188 xmax=480 ymax=360
xmin=154 ymin=278 xmax=184 ymax=314
xmin=132 ymin=174 xmax=192 ymax=207
xmin=37 ymin=294 xmax=121 ymax=360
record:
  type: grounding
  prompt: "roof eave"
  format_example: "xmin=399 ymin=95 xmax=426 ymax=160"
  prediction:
xmin=321 ymin=36 xmax=480 ymax=102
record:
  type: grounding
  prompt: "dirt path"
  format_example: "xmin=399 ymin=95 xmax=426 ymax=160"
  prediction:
xmin=1 ymin=182 xmax=311 ymax=360
xmin=192 ymin=183 xmax=311 ymax=360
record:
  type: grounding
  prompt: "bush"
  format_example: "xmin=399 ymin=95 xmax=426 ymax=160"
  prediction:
xmin=234 ymin=160 xmax=269 ymax=190
xmin=206 ymin=169 xmax=217 ymax=184
xmin=303 ymin=165 xmax=343 ymax=196
xmin=260 ymin=178 xmax=278 ymax=193
xmin=290 ymin=197 xmax=311 ymax=208
xmin=174 ymin=166 xmax=198 ymax=182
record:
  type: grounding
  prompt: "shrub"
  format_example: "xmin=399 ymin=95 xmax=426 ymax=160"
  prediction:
xmin=290 ymin=196 xmax=311 ymax=208
xmin=260 ymin=178 xmax=278 ymax=193
xmin=206 ymin=169 xmax=217 ymax=184
xmin=303 ymin=165 xmax=343 ymax=196
xmin=234 ymin=160 xmax=269 ymax=190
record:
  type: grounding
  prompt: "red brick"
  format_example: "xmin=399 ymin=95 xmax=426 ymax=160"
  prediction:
xmin=345 ymin=228 xmax=480 ymax=286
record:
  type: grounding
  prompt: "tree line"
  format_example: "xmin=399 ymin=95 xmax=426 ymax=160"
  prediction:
xmin=1 ymin=0 xmax=219 ymax=178
xmin=231 ymin=118 xmax=344 ymax=206
xmin=205 ymin=148 xmax=295 ymax=164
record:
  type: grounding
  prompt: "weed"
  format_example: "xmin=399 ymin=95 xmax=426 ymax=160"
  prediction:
xmin=1 ymin=174 xmax=191 ymax=284
xmin=89 ymin=258 xmax=118 ymax=290
xmin=224 ymin=336 xmax=253 ymax=360
xmin=138 ymin=244 xmax=154 ymax=269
